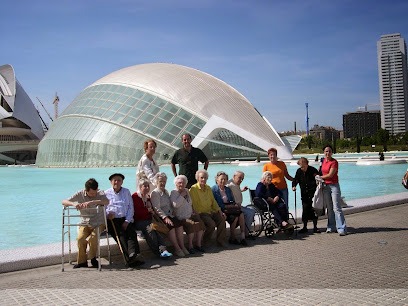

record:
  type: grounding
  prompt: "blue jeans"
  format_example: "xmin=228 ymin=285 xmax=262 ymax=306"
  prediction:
xmin=323 ymin=183 xmax=347 ymax=233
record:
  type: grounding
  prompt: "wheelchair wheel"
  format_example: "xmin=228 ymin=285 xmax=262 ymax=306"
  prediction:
xmin=246 ymin=205 xmax=263 ymax=237
xmin=263 ymin=213 xmax=276 ymax=238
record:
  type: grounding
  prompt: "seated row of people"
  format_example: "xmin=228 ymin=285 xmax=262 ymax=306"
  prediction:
xmin=62 ymin=169 xmax=290 ymax=269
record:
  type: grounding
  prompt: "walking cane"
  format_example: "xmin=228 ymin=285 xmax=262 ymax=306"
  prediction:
xmin=294 ymin=190 xmax=298 ymax=237
xmin=110 ymin=219 xmax=128 ymax=265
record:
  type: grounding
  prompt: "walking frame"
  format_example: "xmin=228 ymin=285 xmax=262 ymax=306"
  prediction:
xmin=62 ymin=205 xmax=111 ymax=271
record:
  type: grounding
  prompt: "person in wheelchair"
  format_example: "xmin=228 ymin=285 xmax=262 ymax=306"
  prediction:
xmin=255 ymin=171 xmax=294 ymax=233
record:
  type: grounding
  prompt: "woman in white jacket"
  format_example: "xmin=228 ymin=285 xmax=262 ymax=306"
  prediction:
xmin=136 ymin=139 xmax=159 ymax=190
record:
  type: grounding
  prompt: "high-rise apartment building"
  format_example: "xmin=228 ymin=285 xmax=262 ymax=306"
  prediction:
xmin=343 ymin=111 xmax=381 ymax=138
xmin=377 ymin=33 xmax=408 ymax=135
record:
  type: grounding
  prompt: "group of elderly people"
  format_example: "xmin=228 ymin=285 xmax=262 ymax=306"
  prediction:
xmin=64 ymin=136 xmax=347 ymax=269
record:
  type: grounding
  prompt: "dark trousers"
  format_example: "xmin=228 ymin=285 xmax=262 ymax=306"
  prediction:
xmin=268 ymin=201 xmax=289 ymax=226
xmin=301 ymin=196 xmax=318 ymax=224
xmin=134 ymin=219 xmax=165 ymax=257
xmin=107 ymin=217 xmax=140 ymax=260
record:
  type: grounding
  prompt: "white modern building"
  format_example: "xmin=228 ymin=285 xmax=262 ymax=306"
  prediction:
xmin=36 ymin=63 xmax=300 ymax=167
xmin=0 ymin=64 xmax=44 ymax=164
xmin=377 ymin=33 xmax=408 ymax=135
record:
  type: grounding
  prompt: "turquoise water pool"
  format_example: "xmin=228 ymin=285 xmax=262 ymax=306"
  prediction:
xmin=1 ymin=157 xmax=407 ymax=250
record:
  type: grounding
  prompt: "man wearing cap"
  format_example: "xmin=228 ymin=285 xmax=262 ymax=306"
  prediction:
xmin=171 ymin=133 xmax=209 ymax=188
xmin=105 ymin=173 xmax=144 ymax=267
xmin=62 ymin=178 xmax=109 ymax=269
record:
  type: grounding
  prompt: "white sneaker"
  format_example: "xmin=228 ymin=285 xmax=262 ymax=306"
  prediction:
xmin=160 ymin=250 xmax=173 ymax=258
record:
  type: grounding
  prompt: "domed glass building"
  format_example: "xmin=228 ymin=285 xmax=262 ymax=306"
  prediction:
xmin=36 ymin=63 xmax=299 ymax=167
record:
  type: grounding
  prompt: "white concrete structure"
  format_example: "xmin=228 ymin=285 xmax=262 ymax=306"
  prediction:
xmin=0 ymin=64 xmax=44 ymax=164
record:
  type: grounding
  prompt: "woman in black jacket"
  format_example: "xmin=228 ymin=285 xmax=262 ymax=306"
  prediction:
xmin=292 ymin=157 xmax=320 ymax=234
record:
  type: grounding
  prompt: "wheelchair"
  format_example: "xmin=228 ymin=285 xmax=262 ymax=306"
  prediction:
xmin=246 ymin=189 xmax=296 ymax=238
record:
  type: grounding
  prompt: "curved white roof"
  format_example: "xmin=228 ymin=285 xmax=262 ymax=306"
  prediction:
xmin=91 ymin=63 xmax=284 ymax=146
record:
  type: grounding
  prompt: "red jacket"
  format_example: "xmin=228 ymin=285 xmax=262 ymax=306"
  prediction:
xmin=132 ymin=192 xmax=152 ymax=221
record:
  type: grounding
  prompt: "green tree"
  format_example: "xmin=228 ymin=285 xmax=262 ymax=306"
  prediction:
xmin=375 ymin=128 xmax=389 ymax=152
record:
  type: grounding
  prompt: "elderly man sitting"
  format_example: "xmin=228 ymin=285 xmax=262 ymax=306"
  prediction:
xmin=189 ymin=169 xmax=227 ymax=247
xmin=226 ymin=170 xmax=256 ymax=239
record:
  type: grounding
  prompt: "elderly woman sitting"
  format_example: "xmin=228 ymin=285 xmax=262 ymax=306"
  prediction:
xmin=189 ymin=169 xmax=227 ymax=247
xmin=132 ymin=179 xmax=172 ymax=258
xmin=170 ymin=175 xmax=206 ymax=253
xmin=151 ymin=172 xmax=189 ymax=257
xmin=255 ymin=171 xmax=293 ymax=232
xmin=212 ymin=171 xmax=247 ymax=246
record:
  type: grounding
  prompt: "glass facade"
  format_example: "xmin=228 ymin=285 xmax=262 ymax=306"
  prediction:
xmin=37 ymin=84 xmax=262 ymax=167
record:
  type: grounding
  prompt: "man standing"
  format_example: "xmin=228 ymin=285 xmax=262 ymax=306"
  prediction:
xmin=171 ymin=133 xmax=209 ymax=188
xmin=226 ymin=171 xmax=256 ymax=238
xmin=62 ymin=178 xmax=109 ymax=269
xmin=105 ymin=173 xmax=144 ymax=267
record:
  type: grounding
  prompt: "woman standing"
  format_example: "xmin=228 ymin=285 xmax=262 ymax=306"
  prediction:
xmin=292 ymin=157 xmax=320 ymax=233
xmin=170 ymin=175 xmax=206 ymax=253
xmin=136 ymin=139 xmax=159 ymax=189
xmin=262 ymin=147 xmax=293 ymax=208
xmin=319 ymin=145 xmax=347 ymax=236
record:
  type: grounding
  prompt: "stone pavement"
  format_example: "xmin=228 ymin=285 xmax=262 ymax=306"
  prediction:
xmin=1 ymin=204 xmax=407 ymax=305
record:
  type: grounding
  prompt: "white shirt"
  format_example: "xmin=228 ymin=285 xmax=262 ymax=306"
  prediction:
xmin=105 ymin=187 xmax=134 ymax=223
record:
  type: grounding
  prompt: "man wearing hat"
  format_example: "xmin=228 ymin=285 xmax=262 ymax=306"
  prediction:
xmin=105 ymin=173 xmax=144 ymax=267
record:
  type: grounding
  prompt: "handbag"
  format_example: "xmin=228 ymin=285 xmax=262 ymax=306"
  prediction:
xmin=223 ymin=203 xmax=242 ymax=215
xmin=150 ymin=214 xmax=169 ymax=235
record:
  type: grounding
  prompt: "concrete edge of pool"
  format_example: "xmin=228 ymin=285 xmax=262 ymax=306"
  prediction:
xmin=1 ymin=192 xmax=408 ymax=274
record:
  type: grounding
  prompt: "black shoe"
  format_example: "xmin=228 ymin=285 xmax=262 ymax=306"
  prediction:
xmin=194 ymin=246 xmax=205 ymax=253
xmin=73 ymin=262 xmax=88 ymax=269
xmin=229 ymin=238 xmax=240 ymax=245
xmin=240 ymin=239 xmax=248 ymax=246
xmin=90 ymin=257 xmax=99 ymax=268
xmin=129 ymin=254 xmax=145 ymax=267
xmin=313 ymin=228 xmax=321 ymax=233
xmin=188 ymin=248 xmax=196 ymax=254
xmin=299 ymin=227 xmax=308 ymax=234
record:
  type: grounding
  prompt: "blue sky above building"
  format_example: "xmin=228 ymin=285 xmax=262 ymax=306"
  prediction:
xmin=2 ymin=0 xmax=408 ymax=132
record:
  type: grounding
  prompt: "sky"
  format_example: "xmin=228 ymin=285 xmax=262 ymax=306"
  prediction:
xmin=2 ymin=0 xmax=408 ymax=132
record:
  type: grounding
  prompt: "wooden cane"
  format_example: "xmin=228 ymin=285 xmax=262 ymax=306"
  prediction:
xmin=110 ymin=219 xmax=128 ymax=265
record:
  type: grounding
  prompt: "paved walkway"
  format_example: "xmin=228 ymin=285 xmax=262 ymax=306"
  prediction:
xmin=1 ymin=204 xmax=408 ymax=305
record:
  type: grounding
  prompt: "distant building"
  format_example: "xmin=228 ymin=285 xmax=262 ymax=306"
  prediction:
xmin=310 ymin=125 xmax=340 ymax=141
xmin=0 ymin=64 xmax=44 ymax=164
xmin=36 ymin=63 xmax=300 ymax=167
xmin=377 ymin=33 xmax=408 ymax=135
xmin=343 ymin=111 xmax=381 ymax=138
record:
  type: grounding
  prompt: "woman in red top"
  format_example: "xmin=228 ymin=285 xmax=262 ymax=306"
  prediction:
xmin=132 ymin=179 xmax=172 ymax=258
xmin=319 ymin=145 xmax=347 ymax=236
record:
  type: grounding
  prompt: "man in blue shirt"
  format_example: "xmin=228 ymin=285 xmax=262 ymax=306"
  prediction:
xmin=105 ymin=173 xmax=144 ymax=267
